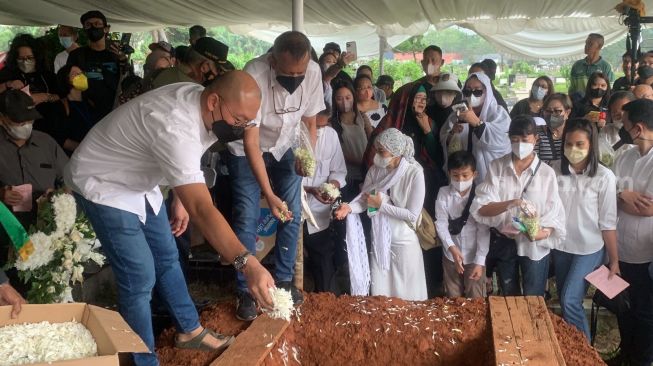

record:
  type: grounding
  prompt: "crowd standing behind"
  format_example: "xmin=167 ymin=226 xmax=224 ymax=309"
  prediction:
xmin=1 ymin=13 xmax=653 ymax=365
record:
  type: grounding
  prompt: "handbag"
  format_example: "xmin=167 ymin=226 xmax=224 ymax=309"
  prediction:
xmin=448 ymin=184 xmax=476 ymax=236
xmin=406 ymin=208 xmax=441 ymax=251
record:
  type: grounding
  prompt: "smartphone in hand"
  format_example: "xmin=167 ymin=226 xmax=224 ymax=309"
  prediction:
xmin=346 ymin=41 xmax=357 ymax=61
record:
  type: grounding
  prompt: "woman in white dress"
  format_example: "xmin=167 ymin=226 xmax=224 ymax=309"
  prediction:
xmin=334 ymin=128 xmax=428 ymax=300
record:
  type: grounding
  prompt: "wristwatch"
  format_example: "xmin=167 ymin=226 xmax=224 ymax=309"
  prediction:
xmin=233 ymin=250 xmax=252 ymax=272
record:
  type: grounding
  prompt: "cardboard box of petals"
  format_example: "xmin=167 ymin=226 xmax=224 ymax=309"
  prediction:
xmin=0 ymin=303 xmax=149 ymax=366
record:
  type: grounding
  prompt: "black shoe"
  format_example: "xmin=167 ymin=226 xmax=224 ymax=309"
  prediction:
xmin=235 ymin=291 xmax=258 ymax=321
xmin=277 ymin=281 xmax=304 ymax=306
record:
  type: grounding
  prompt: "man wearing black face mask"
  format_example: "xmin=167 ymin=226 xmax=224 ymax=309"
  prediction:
xmin=226 ymin=31 xmax=324 ymax=321
xmin=613 ymin=98 xmax=653 ymax=366
xmin=66 ymin=10 xmax=127 ymax=120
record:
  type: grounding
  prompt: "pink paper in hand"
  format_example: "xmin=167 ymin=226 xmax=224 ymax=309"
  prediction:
xmin=12 ymin=184 xmax=32 ymax=212
xmin=585 ymin=265 xmax=629 ymax=300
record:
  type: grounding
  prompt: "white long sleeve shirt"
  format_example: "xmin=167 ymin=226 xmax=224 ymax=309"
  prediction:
xmin=471 ymin=154 xmax=567 ymax=261
xmin=554 ymin=162 xmax=617 ymax=255
xmin=435 ymin=185 xmax=490 ymax=266
xmin=613 ymin=145 xmax=653 ymax=264
xmin=302 ymin=126 xmax=347 ymax=234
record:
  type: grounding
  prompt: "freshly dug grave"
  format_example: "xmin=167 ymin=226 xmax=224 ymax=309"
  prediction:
xmin=157 ymin=293 xmax=605 ymax=366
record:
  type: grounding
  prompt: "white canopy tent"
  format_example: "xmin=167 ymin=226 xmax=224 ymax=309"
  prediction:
xmin=0 ymin=0 xmax=650 ymax=58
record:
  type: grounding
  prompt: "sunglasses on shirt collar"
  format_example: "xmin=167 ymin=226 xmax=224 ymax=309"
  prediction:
xmin=462 ymin=89 xmax=484 ymax=97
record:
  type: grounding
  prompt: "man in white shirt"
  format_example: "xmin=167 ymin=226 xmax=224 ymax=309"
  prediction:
xmin=53 ymin=25 xmax=79 ymax=73
xmin=302 ymin=109 xmax=347 ymax=293
xmin=66 ymin=72 xmax=274 ymax=366
xmin=226 ymin=31 xmax=325 ymax=320
xmin=613 ymin=98 xmax=653 ymax=366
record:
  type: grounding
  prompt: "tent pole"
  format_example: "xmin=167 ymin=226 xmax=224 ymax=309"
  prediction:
xmin=292 ymin=0 xmax=304 ymax=33
xmin=379 ymin=36 xmax=386 ymax=75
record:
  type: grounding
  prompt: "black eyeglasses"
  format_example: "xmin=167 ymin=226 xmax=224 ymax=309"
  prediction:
xmin=462 ymin=89 xmax=484 ymax=97
xmin=272 ymin=85 xmax=303 ymax=114
xmin=219 ymin=96 xmax=254 ymax=128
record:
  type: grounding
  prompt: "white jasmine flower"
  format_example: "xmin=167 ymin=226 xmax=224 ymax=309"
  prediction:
xmin=0 ymin=321 xmax=97 ymax=365
xmin=63 ymin=259 xmax=73 ymax=271
xmin=15 ymin=232 xmax=55 ymax=271
xmin=52 ymin=194 xmax=77 ymax=235
xmin=72 ymin=265 xmax=84 ymax=284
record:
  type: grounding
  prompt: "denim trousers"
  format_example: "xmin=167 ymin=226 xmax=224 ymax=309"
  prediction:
xmin=553 ymin=248 xmax=604 ymax=340
xmin=226 ymin=149 xmax=302 ymax=291
xmin=75 ymin=194 xmax=199 ymax=366
xmin=518 ymin=253 xmax=550 ymax=296
xmin=617 ymin=261 xmax=653 ymax=365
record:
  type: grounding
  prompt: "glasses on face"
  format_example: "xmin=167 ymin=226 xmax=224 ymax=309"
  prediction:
xmin=462 ymin=89 xmax=483 ymax=97
xmin=17 ymin=56 xmax=35 ymax=62
xmin=272 ymin=85 xmax=303 ymax=114
xmin=219 ymin=96 xmax=254 ymax=128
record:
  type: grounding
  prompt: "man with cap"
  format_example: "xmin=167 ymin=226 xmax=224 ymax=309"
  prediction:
xmin=0 ymin=90 xmax=68 ymax=304
xmin=0 ymin=90 xmax=68 ymax=228
xmin=66 ymin=72 xmax=275 ymax=366
xmin=226 ymin=31 xmax=325 ymax=321
xmin=66 ymin=10 xmax=128 ymax=119
xmin=376 ymin=74 xmax=395 ymax=101
xmin=150 ymin=37 xmax=233 ymax=90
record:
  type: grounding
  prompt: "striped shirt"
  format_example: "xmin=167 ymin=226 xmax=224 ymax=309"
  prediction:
xmin=535 ymin=127 xmax=563 ymax=164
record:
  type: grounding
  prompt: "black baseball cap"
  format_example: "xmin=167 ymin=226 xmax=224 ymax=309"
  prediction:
xmin=80 ymin=10 xmax=107 ymax=26
xmin=376 ymin=75 xmax=395 ymax=87
xmin=192 ymin=37 xmax=229 ymax=65
xmin=323 ymin=42 xmax=341 ymax=54
xmin=0 ymin=90 xmax=42 ymax=122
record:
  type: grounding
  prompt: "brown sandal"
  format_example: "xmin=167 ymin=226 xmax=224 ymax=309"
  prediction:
xmin=175 ymin=328 xmax=235 ymax=352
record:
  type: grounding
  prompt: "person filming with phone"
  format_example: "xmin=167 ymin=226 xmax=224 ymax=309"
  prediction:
xmin=66 ymin=10 xmax=128 ymax=120
xmin=440 ymin=72 xmax=511 ymax=183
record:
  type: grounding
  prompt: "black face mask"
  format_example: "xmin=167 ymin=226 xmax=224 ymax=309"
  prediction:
xmin=212 ymin=119 xmax=245 ymax=143
xmin=85 ymin=26 xmax=106 ymax=42
xmin=619 ymin=126 xmax=634 ymax=145
xmin=276 ymin=75 xmax=304 ymax=94
xmin=588 ymin=88 xmax=607 ymax=98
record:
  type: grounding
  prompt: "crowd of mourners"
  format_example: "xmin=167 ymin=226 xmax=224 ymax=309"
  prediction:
xmin=0 ymin=10 xmax=652 ymax=365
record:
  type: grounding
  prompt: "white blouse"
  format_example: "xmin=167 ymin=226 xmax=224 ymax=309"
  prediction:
xmin=554 ymin=162 xmax=617 ymax=255
xmin=302 ymin=126 xmax=347 ymax=234
xmin=471 ymin=154 xmax=567 ymax=261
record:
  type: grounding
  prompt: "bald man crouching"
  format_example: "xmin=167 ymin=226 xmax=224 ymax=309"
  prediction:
xmin=65 ymin=71 xmax=274 ymax=366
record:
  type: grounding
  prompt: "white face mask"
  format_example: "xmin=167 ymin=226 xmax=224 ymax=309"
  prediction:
xmin=3 ymin=122 xmax=33 ymax=140
xmin=532 ymin=86 xmax=547 ymax=101
xmin=511 ymin=142 xmax=534 ymax=160
xmin=436 ymin=92 xmax=456 ymax=108
xmin=373 ymin=154 xmax=393 ymax=168
xmin=322 ymin=62 xmax=335 ymax=73
xmin=17 ymin=59 xmax=36 ymax=74
xmin=451 ymin=178 xmax=473 ymax=193
xmin=612 ymin=118 xmax=623 ymax=129
xmin=468 ymin=94 xmax=485 ymax=108
xmin=426 ymin=63 xmax=439 ymax=76
xmin=340 ymin=99 xmax=353 ymax=113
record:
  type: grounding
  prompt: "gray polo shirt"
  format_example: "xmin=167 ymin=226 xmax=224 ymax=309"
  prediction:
xmin=0 ymin=128 xmax=68 ymax=210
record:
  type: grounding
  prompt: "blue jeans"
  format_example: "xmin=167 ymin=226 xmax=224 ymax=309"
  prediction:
xmin=486 ymin=232 xmax=521 ymax=296
xmin=226 ymin=149 xmax=301 ymax=291
xmin=75 ymin=194 xmax=200 ymax=366
xmin=518 ymin=253 xmax=550 ymax=296
xmin=553 ymin=248 xmax=604 ymax=341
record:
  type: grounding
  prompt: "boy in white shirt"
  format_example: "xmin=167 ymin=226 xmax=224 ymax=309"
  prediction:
xmin=302 ymin=109 xmax=347 ymax=293
xmin=435 ymin=151 xmax=490 ymax=298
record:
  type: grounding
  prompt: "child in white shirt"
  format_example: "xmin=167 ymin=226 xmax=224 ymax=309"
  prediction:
xmin=435 ymin=151 xmax=490 ymax=298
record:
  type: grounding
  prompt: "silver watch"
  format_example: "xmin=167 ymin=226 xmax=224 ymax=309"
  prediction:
xmin=233 ymin=251 xmax=252 ymax=272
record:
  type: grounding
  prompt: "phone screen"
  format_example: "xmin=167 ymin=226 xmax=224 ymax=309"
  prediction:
xmin=120 ymin=33 xmax=132 ymax=46
xmin=346 ymin=41 xmax=357 ymax=61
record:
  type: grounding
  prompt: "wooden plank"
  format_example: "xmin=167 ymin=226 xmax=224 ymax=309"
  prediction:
xmin=528 ymin=296 xmax=566 ymax=366
xmin=489 ymin=296 xmax=521 ymax=365
xmin=489 ymin=296 xmax=565 ymax=366
xmin=211 ymin=314 xmax=290 ymax=366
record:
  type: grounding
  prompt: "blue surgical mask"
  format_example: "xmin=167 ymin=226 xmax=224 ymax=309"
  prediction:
xmin=59 ymin=36 xmax=74 ymax=49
